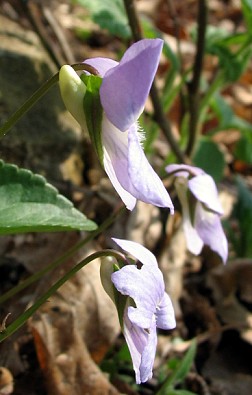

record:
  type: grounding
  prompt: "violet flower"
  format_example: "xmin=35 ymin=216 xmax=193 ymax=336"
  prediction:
xmin=111 ymin=238 xmax=176 ymax=384
xmin=59 ymin=39 xmax=173 ymax=212
xmin=166 ymin=164 xmax=228 ymax=263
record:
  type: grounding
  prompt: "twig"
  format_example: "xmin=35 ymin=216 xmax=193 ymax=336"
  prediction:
xmin=43 ymin=6 xmax=75 ymax=64
xmin=185 ymin=0 xmax=208 ymax=157
xmin=165 ymin=0 xmax=183 ymax=71
xmin=123 ymin=0 xmax=187 ymax=164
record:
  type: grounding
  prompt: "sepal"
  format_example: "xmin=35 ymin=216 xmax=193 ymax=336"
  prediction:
xmin=81 ymin=74 xmax=104 ymax=166
xmin=59 ymin=65 xmax=87 ymax=128
xmin=100 ymin=256 xmax=127 ymax=327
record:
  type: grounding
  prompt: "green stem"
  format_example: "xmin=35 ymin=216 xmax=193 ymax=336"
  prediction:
xmin=0 ymin=205 xmax=126 ymax=305
xmin=0 ymin=63 xmax=98 ymax=139
xmin=0 ymin=249 xmax=126 ymax=342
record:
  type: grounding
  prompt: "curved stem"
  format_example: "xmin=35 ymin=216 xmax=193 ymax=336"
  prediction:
xmin=0 ymin=249 xmax=126 ymax=342
xmin=0 ymin=63 xmax=98 ymax=139
xmin=0 ymin=205 xmax=126 ymax=305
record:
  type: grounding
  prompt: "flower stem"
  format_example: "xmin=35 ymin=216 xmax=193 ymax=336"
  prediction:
xmin=0 ymin=205 xmax=126 ymax=305
xmin=123 ymin=0 xmax=187 ymax=164
xmin=0 ymin=63 xmax=98 ymax=140
xmin=0 ymin=249 xmax=126 ymax=342
xmin=185 ymin=0 xmax=208 ymax=157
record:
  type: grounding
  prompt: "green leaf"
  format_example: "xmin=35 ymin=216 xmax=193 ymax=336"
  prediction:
xmin=231 ymin=177 xmax=252 ymax=257
xmin=241 ymin=0 xmax=252 ymax=35
xmin=170 ymin=340 xmax=197 ymax=385
xmin=209 ymin=93 xmax=252 ymax=164
xmin=0 ymin=161 xmax=97 ymax=234
xmin=158 ymin=341 xmax=197 ymax=395
xmin=201 ymin=25 xmax=252 ymax=82
xmin=82 ymin=74 xmax=104 ymax=165
xmin=213 ymin=45 xmax=250 ymax=82
xmin=75 ymin=0 xmax=131 ymax=39
xmin=193 ymin=138 xmax=225 ymax=182
xmin=235 ymin=133 xmax=252 ymax=164
xmin=210 ymin=93 xmax=252 ymax=132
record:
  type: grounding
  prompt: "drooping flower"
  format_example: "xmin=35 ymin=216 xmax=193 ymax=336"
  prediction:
xmin=165 ymin=164 xmax=228 ymax=263
xmin=59 ymin=39 xmax=174 ymax=212
xmin=109 ymin=238 xmax=176 ymax=384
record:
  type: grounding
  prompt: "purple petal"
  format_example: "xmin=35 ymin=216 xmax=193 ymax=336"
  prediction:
xmin=139 ymin=319 xmax=157 ymax=383
xmin=112 ymin=238 xmax=158 ymax=268
xmin=102 ymin=117 xmax=174 ymax=210
xmin=123 ymin=310 xmax=149 ymax=384
xmin=188 ymin=174 xmax=223 ymax=215
xmin=84 ymin=57 xmax=118 ymax=77
xmin=127 ymin=125 xmax=174 ymax=210
xmin=100 ymin=39 xmax=163 ymax=131
xmin=111 ymin=264 xmax=164 ymax=323
xmin=128 ymin=306 xmax=154 ymax=329
xmin=194 ymin=203 xmax=228 ymax=263
xmin=156 ymin=293 xmax=176 ymax=330
xmin=102 ymin=116 xmax=137 ymax=210
xmin=175 ymin=178 xmax=204 ymax=255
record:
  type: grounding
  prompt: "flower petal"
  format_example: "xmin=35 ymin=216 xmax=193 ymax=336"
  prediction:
xmin=84 ymin=58 xmax=118 ymax=77
xmin=123 ymin=310 xmax=149 ymax=384
xmin=127 ymin=125 xmax=174 ymax=210
xmin=194 ymin=202 xmax=228 ymax=263
xmin=139 ymin=319 xmax=157 ymax=383
xmin=156 ymin=293 xmax=176 ymax=330
xmin=102 ymin=116 xmax=137 ymax=210
xmin=175 ymin=178 xmax=203 ymax=255
xmin=102 ymin=117 xmax=173 ymax=210
xmin=111 ymin=264 xmax=164 ymax=320
xmin=188 ymin=174 xmax=223 ymax=215
xmin=100 ymin=39 xmax=163 ymax=131
xmin=166 ymin=164 xmax=204 ymax=178
xmin=112 ymin=238 xmax=158 ymax=268
xmin=128 ymin=306 xmax=154 ymax=329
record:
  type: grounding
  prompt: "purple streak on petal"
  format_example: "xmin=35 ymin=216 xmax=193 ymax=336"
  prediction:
xmin=112 ymin=238 xmax=158 ymax=268
xmin=188 ymin=174 xmax=223 ymax=215
xmin=84 ymin=57 xmax=118 ymax=77
xmin=194 ymin=203 xmax=228 ymax=263
xmin=127 ymin=125 xmax=174 ymax=210
xmin=156 ymin=293 xmax=176 ymax=330
xmin=140 ymin=319 xmax=157 ymax=383
xmin=100 ymin=39 xmax=163 ymax=131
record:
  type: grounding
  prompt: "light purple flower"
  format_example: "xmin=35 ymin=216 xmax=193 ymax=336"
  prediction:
xmin=59 ymin=39 xmax=174 ymax=212
xmin=166 ymin=164 xmax=228 ymax=263
xmin=111 ymin=238 xmax=176 ymax=384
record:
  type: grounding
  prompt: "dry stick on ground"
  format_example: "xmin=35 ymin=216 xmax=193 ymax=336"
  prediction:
xmin=123 ymin=0 xmax=187 ymax=164
xmin=185 ymin=0 xmax=208 ymax=157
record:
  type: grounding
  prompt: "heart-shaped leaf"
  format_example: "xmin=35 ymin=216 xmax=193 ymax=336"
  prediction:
xmin=0 ymin=160 xmax=97 ymax=234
